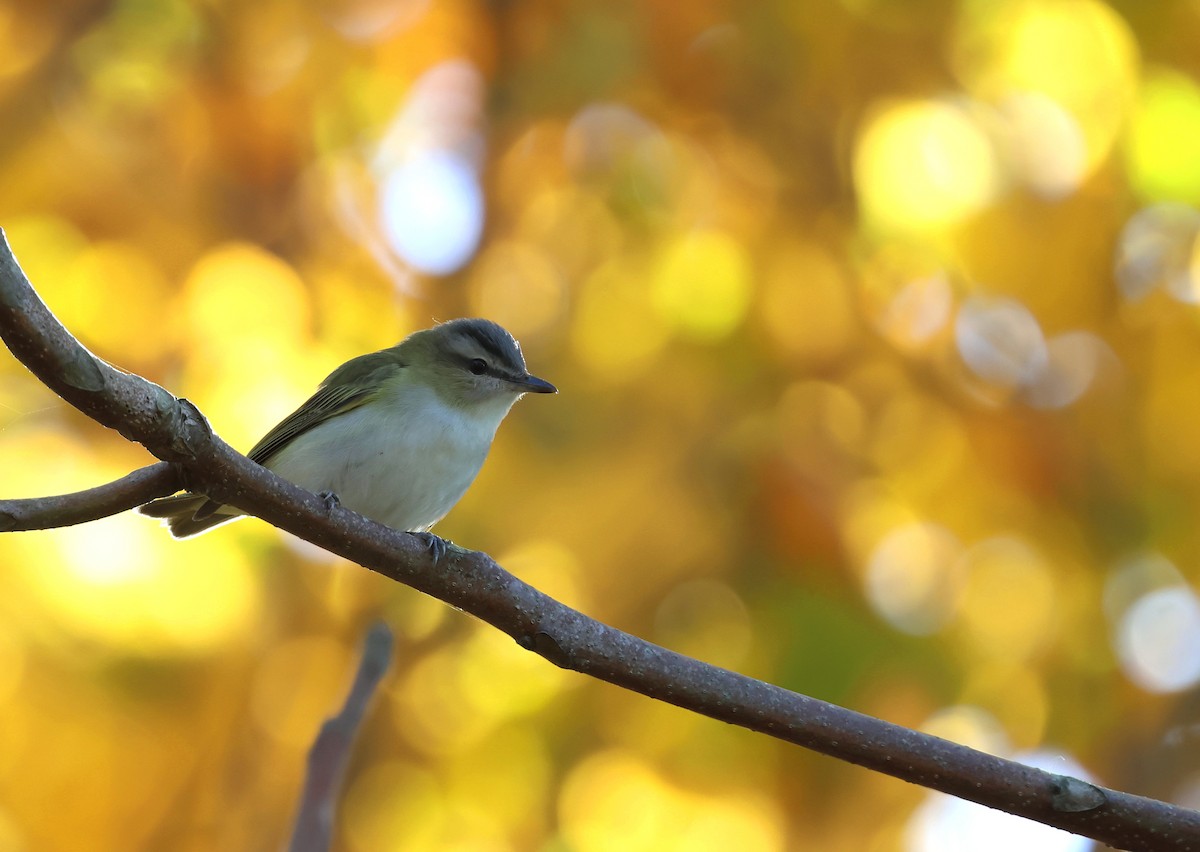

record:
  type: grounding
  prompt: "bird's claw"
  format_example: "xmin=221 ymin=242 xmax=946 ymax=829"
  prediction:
xmin=317 ymin=490 xmax=341 ymax=512
xmin=411 ymin=531 xmax=450 ymax=564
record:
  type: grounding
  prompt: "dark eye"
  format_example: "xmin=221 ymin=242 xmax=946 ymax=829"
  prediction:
xmin=467 ymin=358 xmax=488 ymax=375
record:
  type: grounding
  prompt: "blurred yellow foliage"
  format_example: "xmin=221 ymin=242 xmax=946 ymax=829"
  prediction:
xmin=651 ymin=228 xmax=752 ymax=339
xmin=854 ymin=99 xmax=1000 ymax=232
xmin=2 ymin=0 xmax=1200 ymax=850
xmin=560 ymin=750 xmax=784 ymax=852
xmin=1127 ymin=69 xmax=1200 ymax=203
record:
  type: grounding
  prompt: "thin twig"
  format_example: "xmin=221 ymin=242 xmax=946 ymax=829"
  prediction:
xmin=289 ymin=622 xmax=394 ymax=852
xmin=1 ymin=229 xmax=1197 ymax=850
xmin=0 ymin=462 xmax=181 ymax=531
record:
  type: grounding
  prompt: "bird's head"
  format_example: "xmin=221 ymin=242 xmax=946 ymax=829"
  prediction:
xmin=403 ymin=318 xmax=557 ymax=413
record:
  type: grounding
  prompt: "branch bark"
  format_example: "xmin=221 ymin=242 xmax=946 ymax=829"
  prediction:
xmin=0 ymin=462 xmax=181 ymax=531
xmin=1 ymin=229 xmax=1197 ymax=851
xmin=290 ymin=621 xmax=394 ymax=852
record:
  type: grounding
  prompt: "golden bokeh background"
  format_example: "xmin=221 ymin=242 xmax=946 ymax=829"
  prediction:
xmin=3 ymin=1 xmax=1200 ymax=849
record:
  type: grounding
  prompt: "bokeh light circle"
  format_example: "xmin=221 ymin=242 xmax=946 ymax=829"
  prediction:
xmin=854 ymin=99 xmax=1000 ymax=232
xmin=379 ymin=149 xmax=484 ymax=275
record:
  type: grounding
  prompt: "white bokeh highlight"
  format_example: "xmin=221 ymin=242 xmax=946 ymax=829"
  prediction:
xmin=955 ymin=295 xmax=1048 ymax=388
xmin=1116 ymin=585 xmax=1200 ymax=693
xmin=1105 ymin=553 xmax=1200 ymax=693
xmin=372 ymin=59 xmax=487 ymax=277
xmin=1114 ymin=203 xmax=1200 ymax=302
xmin=1023 ymin=331 xmax=1114 ymax=410
xmin=992 ymin=92 xmax=1088 ymax=200
xmin=865 ymin=522 xmax=964 ymax=635
xmin=380 ymin=150 xmax=484 ymax=275
xmin=907 ymin=750 xmax=1096 ymax=852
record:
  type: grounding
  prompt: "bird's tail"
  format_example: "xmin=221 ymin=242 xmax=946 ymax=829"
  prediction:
xmin=137 ymin=493 xmax=244 ymax=539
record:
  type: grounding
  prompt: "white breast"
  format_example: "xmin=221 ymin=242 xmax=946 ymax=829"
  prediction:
xmin=265 ymin=383 xmax=509 ymax=532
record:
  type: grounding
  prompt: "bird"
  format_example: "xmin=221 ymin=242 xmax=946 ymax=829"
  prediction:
xmin=139 ymin=318 xmax=556 ymax=540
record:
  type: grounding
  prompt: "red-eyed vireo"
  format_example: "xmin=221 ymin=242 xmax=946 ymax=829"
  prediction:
xmin=139 ymin=318 xmax=556 ymax=540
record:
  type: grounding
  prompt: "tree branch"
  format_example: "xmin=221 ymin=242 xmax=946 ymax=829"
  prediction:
xmin=0 ymin=462 xmax=181 ymax=531
xmin=1 ymin=229 xmax=1196 ymax=850
xmin=289 ymin=621 xmax=394 ymax=852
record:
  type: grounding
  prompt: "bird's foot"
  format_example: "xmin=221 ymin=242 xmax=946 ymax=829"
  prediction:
xmin=411 ymin=531 xmax=450 ymax=564
xmin=317 ymin=490 xmax=341 ymax=513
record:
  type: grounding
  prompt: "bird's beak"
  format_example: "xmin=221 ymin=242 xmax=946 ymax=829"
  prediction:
xmin=517 ymin=373 xmax=557 ymax=394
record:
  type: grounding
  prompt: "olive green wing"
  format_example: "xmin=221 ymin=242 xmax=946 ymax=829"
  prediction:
xmin=140 ymin=377 xmax=380 ymax=535
xmin=248 ymin=351 xmax=405 ymax=465
xmin=140 ymin=348 xmax=405 ymax=533
xmin=179 ymin=351 xmax=404 ymax=524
